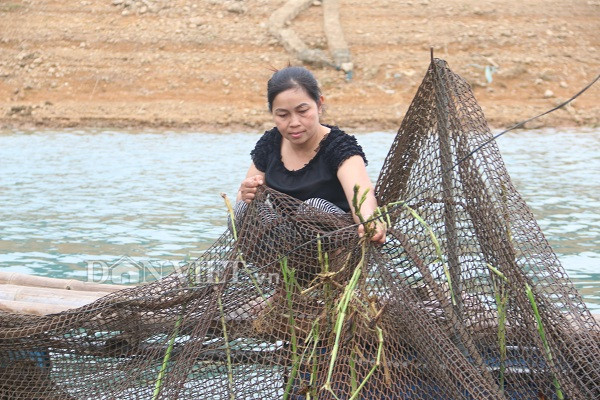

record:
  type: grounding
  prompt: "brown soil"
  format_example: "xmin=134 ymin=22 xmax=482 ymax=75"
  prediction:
xmin=1 ymin=0 xmax=599 ymax=133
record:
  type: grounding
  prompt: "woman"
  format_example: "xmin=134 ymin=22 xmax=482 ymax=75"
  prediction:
xmin=236 ymin=66 xmax=385 ymax=244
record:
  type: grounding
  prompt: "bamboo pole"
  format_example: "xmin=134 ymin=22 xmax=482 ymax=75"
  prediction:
xmin=0 ymin=284 xmax=106 ymax=306
xmin=0 ymin=271 xmax=132 ymax=292
xmin=0 ymin=272 xmax=132 ymax=315
xmin=431 ymin=58 xmax=463 ymax=316
xmin=0 ymin=299 xmax=72 ymax=316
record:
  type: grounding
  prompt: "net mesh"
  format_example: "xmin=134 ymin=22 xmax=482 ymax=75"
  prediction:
xmin=2 ymin=58 xmax=599 ymax=400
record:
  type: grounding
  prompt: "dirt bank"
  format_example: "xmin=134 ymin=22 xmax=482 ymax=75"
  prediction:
xmin=1 ymin=0 xmax=599 ymax=132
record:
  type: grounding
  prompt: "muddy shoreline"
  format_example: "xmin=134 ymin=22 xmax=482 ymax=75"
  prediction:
xmin=1 ymin=0 xmax=599 ymax=133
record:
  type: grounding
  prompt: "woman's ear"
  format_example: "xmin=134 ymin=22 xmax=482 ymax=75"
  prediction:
xmin=318 ymin=95 xmax=325 ymax=114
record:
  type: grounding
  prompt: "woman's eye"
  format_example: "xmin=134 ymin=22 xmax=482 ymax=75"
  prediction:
xmin=276 ymin=113 xmax=287 ymax=118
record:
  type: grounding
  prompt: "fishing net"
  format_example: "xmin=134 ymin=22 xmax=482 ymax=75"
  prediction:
xmin=1 ymin=58 xmax=599 ymax=400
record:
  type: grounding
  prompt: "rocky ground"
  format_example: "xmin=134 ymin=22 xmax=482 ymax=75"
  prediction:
xmin=0 ymin=0 xmax=599 ymax=132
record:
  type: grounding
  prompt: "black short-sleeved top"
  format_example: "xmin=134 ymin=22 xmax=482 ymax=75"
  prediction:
xmin=250 ymin=125 xmax=367 ymax=212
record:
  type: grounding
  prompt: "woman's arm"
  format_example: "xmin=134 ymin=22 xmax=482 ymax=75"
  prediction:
xmin=237 ymin=163 xmax=266 ymax=203
xmin=337 ymin=155 xmax=386 ymax=244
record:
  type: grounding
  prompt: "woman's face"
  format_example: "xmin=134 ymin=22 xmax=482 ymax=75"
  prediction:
xmin=271 ymin=86 xmax=324 ymax=146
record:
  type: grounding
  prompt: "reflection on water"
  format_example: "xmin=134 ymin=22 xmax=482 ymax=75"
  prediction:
xmin=0 ymin=128 xmax=598 ymax=310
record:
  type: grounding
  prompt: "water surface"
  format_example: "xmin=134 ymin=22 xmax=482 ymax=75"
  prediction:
xmin=0 ymin=128 xmax=598 ymax=309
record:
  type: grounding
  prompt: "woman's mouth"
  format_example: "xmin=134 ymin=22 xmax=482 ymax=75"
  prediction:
xmin=289 ymin=131 xmax=303 ymax=139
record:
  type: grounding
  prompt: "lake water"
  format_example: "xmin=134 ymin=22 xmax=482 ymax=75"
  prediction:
xmin=1 ymin=128 xmax=599 ymax=311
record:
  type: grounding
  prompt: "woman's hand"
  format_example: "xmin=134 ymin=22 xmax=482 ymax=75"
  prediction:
xmin=369 ymin=218 xmax=387 ymax=244
xmin=337 ymin=155 xmax=386 ymax=244
xmin=357 ymin=217 xmax=387 ymax=244
xmin=238 ymin=174 xmax=264 ymax=203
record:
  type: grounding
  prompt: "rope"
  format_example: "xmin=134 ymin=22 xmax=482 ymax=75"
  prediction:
xmin=452 ymin=72 xmax=600 ymax=170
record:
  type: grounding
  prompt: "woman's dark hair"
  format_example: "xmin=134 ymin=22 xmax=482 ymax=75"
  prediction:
xmin=267 ymin=66 xmax=321 ymax=112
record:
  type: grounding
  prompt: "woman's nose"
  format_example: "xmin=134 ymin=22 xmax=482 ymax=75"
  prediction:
xmin=290 ymin=113 xmax=301 ymax=126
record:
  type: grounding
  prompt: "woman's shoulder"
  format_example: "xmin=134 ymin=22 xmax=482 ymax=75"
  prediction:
xmin=321 ymin=125 xmax=368 ymax=169
xmin=251 ymin=127 xmax=280 ymax=171
xmin=322 ymin=125 xmax=357 ymax=144
xmin=256 ymin=126 xmax=280 ymax=144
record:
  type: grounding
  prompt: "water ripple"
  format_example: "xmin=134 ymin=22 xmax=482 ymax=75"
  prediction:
xmin=0 ymin=128 xmax=598 ymax=310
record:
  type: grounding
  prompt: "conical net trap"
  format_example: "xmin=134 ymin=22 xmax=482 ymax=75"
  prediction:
xmin=1 ymin=58 xmax=599 ymax=400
